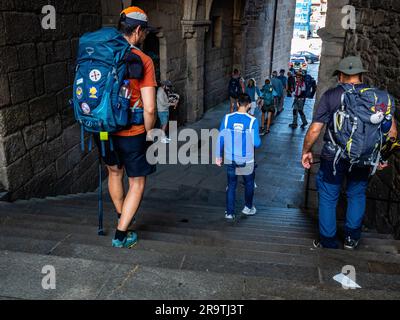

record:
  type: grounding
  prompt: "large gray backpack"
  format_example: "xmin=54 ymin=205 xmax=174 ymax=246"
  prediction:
xmin=328 ymin=83 xmax=394 ymax=175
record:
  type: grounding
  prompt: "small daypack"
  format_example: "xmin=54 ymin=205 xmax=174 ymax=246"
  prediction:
xmin=262 ymin=84 xmax=274 ymax=105
xmin=228 ymin=77 xmax=242 ymax=98
xmin=73 ymin=27 xmax=143 ymax=156
xmin=328 ymin=83 xmax=394 ymax=176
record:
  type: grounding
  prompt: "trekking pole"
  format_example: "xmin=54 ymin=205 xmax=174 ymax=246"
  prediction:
xmin=98 ymin=155 xmax=105 ymax=236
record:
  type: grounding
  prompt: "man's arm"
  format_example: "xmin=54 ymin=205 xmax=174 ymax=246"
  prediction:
xmin=141 ymin=86 xmax=156 ymax=134
xmin=253 ymin=119 xmax=262 ymax=149
xmin=301 ymin=122 xmax=325 ymax=169
xmin=216 ymin=117 xmax=226 ymax=167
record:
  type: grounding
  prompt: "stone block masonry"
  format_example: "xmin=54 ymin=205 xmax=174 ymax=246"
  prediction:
xmin=344 ymin=0 xmax=400 ymax=238
xmin=0 ymin=1 xmax=103 ymax=199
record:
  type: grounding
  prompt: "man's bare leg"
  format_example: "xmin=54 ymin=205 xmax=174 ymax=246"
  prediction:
xmin=261 ymin=112 xmax=266 ymax=130
xmin=118 ymin=176 xmax=146 ymax=231
xmin=161 ymin=124 xmax=168 ymax=138
xmin=107 ymin=165 xmax=125 ymax=214
xmin=267 ymin=111 xmax=274 ymax=131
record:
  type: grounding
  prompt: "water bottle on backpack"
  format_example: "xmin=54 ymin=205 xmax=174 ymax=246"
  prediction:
xmin=119 ymin=80 xmax=132 ymax=100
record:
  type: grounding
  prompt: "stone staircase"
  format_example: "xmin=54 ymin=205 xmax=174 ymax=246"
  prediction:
xmin=0 ymin=188 xmax=400 ymax=300
xmin=1 ymin=98 xmax=400 ymax=300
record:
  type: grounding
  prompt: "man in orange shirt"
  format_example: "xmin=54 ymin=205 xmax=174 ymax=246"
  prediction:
xmin=101 ymin=7 xmax=157 ymax=248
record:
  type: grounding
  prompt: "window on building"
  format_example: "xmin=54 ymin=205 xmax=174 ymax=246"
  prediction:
xmin=212 ymin=16 xmax=222 ymax=48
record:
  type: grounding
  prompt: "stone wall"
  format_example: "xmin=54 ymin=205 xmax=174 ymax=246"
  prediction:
xmin=344 ymin=0 xmax=400 ymax=238
xmin=272 ymin=0 xmax=296 ymax=74
xmin=204 ymin=0 xmax=234 ymax=110
xmin=242 ymin=0 xmax=275 ymax=82
xmin=0 ymin=0 xmax=102 ymax=200
xmin=242 ymin=0 xmax=296 ymax=83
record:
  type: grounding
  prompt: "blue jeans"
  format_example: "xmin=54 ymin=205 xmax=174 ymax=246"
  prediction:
xmin=316 ymin=158 xmax=370 ymax=248
xmin=158 ymin=111 xmax=169 ymax=126
xmin=226 ymin=163 xmax=255 ymax=216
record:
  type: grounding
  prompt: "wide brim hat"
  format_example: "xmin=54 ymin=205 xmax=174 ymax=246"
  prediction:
xmin=332 ymin=56 xmax=369 ymax=76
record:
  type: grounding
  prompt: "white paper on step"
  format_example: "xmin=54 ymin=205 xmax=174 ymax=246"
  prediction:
xmin=333 ymin=273 xmax=362 ymax=289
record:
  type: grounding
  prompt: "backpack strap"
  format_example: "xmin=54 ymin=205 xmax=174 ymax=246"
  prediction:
xmin=109 ymin=136 xmax=114 ymax=152
xmin=81 ymin=126 xmax=85 ymax=152
xmin=88 ymin=134 xmax=93 ymax=152
xmin=100 ymin=139 xmax=106 ymax=158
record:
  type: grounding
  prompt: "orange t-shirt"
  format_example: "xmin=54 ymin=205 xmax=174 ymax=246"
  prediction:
xmin=113 ymin=48 xmax=157 ymax=137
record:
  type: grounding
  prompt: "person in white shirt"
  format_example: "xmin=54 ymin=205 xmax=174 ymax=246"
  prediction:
xmin=157 ymin=80 xmax=178 ymax=143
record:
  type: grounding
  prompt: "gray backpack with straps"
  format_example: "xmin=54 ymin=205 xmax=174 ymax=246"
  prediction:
xmin=328 ymin=83 xmax=394 ymax=175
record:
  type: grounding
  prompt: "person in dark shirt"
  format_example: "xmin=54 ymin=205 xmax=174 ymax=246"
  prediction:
xmin=277 ymin=69 xmax=288 ymax=112
xmin=301 ymin=56 xmax=398 ymax=250
xmin=289 ymin=73 xmax=308 ymax=129
xmin=287 ymin=71 xmax=295 ymax=97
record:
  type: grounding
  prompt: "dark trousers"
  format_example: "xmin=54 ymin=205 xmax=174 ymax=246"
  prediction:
xmin=292 ymin=97 xmax=307 ymax=125
xmin=316 ymin=158 xmax=370 ymax=248
xmin=226 ymin=163 xmax=255 ymax=215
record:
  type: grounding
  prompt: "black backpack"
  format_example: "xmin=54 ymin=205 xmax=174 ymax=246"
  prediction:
xmin=228 ymin=77 xmax=241 ymax=98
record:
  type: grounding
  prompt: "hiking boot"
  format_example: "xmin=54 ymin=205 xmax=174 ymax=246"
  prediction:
xmin=289 ymin=123 xmax=298 ymax=129
xmin=112 ymin=233 xmax=137 ymax=249
xmin=242 ymin=206 xmax=257 ymax=216
xmin=344 ymin=236 xmax=359 ymax=250
xmin=301 ymin=122 xmax=309 ymax=129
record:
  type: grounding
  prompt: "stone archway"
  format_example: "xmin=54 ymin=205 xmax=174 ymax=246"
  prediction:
xmin=181 ymin=0 xmax=246 ymax=120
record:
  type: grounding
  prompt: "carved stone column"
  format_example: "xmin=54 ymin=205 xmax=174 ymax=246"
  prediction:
xmin=181 ymin=20 xmax=210 ymax=122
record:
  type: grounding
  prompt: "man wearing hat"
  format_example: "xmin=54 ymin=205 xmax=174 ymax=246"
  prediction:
xmin=301 ymin=56 xmax=397 ymax=250
xmin=102 ymin=6 xmax=157 ymax=248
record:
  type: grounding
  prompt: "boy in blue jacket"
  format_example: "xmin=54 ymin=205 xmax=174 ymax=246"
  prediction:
xmin=216 ymin=94 xmax=262 ymax=219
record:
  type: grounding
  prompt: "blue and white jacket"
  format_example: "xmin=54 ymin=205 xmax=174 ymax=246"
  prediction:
xmin=216 ymin=112 xmax=262 ymax=164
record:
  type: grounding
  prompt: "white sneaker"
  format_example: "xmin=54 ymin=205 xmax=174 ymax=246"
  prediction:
xmin=242 ymin=206 xmax=257 ymax=215
xmin=225 ymin=213 xmax=235 ymax=220
xmin=161 ymin=137 xmax=171 ymax=144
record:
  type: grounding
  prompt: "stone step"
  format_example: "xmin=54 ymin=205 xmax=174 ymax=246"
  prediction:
xmin=0 ymin=215 xmax=320 ymax=248
xmin=0 ymin=249 xmax=400 ymax=300
xmin=0 ymin=214 xmax=398 ymax=257
xmin=3 ymin=208 xmax=396 ymax=250
xmin=0 ymin=202 xmax=393 ymax=242
xmin=14 ymin=196 xmax=317 ymax=216
xmin=0 ymin=210 xmax=319 ymax=239
xmin=1 ymin=202 xmax=319 ymax=229
xmin=8 ymin=200 xmax=319 ymax=227
xmin=0 ymin=226 xmax=400 ymax=273
xmin=0 ymin=236 xmax=323 ymax=286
